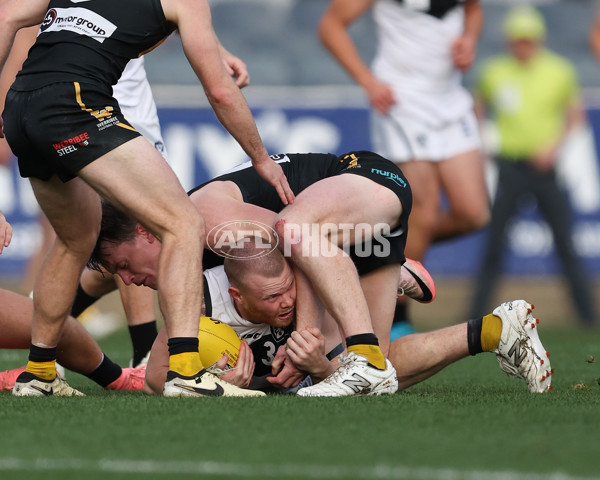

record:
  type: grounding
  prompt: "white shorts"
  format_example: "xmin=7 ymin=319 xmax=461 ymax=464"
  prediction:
xmin=113 ymin=58 xmax=168 ymax=160
xmin=371 ymin=90 xmax=481 ymax=162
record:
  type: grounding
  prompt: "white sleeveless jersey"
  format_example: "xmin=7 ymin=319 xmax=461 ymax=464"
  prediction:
xmin=203 ymin=265 xmax=292 ymax=378
xmin=112 ymin=57 xmax=167 ymax=159
xmin=372 ymin=0 xmax=465 ymax=93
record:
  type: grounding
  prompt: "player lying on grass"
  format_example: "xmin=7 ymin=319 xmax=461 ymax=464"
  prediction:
xmin=0 ymin=287 xmax=146 ymax=394
xmin=93 ymin=231 xmax=551 ymax=395
xmin=48 ymin=233 xmax=430 ymax=393
xmin=110 ymin=236 xmax=434 ymax=394
xmin=90 ymin=150 xmax=552 ymax=395
xmin=91 ymin=150 xmax=418 ymax=397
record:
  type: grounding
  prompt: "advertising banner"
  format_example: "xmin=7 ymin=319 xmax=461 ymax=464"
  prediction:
xmin=2 ymin=103 xmax=599 ymax=278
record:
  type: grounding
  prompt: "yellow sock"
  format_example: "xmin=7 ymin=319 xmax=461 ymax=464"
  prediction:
xmin=169 ymin=352 xmax=203 ymax=377
xmin=25 ymin=360 xmax=56 ymax=381
xmin=481 ymin=313 xmax=502 ymax=351
xmin=347 ymin=344 xmax=386 ymax=370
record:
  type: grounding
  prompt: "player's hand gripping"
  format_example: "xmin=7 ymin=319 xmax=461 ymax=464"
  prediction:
xmin=214 ymin=340 xmax=255 ymax=388
xmin=266 ymin=345 xmax=306 ymax=388
xmin=285 ymin=327 xmax=334 ymax=383
xmin=252 ymin=157 xmax=295 ymax=205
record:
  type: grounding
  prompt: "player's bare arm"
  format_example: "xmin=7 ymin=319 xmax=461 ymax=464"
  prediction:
xmin=0 ymin=0 xmax=47 ymax=72
xmin=318 ymin=0 xmax=395 ymax=114
xmin=452 ymin=0 xmax=483 ymax=71
xmin=161 ymin=0 xmax=294 ymax=204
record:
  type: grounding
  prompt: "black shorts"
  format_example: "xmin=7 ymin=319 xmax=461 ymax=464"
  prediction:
xmin=336 ymin=151 xmax=412 ymax=275
xmin=197 ymin=150 xmax=412 ymax=275
xmin=3 ymin=82 xmax=141 ymax=182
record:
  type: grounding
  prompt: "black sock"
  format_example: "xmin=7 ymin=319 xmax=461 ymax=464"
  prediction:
xmin=168 ymin=337 xmax=199 ymax=355
xmin=71 ymin=283 xmax=100 ymax=318
xmin=29 ymin=344 xmax=57 ymax=362
xmin=85 ymin=354 xmax=122 ymax=387
xmin=393 ymin=302 xmax=411 ymax=325
xmin=345 ymin=333 xmax=379 ymax=348
xmin=128 ymin=320 xmax=158 ymax=366
xmin=467 ymin=317 xmax=484 ymax=356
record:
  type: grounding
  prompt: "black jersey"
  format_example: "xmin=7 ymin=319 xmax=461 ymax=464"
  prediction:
xmin=190 ymin=152 xmax=346 ymax=212
xmin=194 ymin=151 xmax=412 ymax=275
xmin=12 ymin=0 xmax=174 ymax=91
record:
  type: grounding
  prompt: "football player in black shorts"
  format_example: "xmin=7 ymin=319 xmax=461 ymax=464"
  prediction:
xmin=91 ymin=209 xmax=552 ymax=395
xmin=94 ymin=150 xmax=413 ymax=396
xmin=0 ymin=0 xmax=294 ymax=398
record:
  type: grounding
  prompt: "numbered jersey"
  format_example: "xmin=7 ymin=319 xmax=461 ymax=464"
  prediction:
xmin=203 ymin=266 xmax=293 ymax=378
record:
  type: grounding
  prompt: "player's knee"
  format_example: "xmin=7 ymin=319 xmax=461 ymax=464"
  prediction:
xmin=55 ymin=229 xmax=99 ymax=266
xmin=143 ymin=368 xmax=164 ymax=395
xmin=456 ymin=205 xmax=490 ymax=234
xmin=166 ymin=207 xmax=205 ymax=244
xmin=143 ymin=379 xmax=158 ymax=395
xmin=274 ymin=214 xmax=311 ymax=258
xmin=187 ymin=211 xmax=206 ymax=241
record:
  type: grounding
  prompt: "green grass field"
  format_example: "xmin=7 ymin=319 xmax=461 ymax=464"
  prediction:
xmin=1 ymin=326 xmax=599 ymax=480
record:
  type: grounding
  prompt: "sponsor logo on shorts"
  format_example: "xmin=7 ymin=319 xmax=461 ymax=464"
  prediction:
xmin=342 ymin=153 xmax=360 ymax=169
xmin=40 ymin=7 xmax=117 ymax=43
xmin=370 ymin=168 xmax=407 ymax=188
xmin=53 ymin=132 xmax=90 ymax=156
xmin=416 ymin=133 xmax=427 ymax=147
xmin=96 ymin=116 xmax=119 ymax=130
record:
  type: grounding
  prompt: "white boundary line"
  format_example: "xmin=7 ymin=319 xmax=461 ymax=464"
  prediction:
xmin=0 ymin=458 xmax=596 ymax=480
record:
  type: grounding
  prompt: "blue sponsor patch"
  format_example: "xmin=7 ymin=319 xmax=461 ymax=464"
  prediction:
xmin=370 ymin=168 xmax=407 ymax=188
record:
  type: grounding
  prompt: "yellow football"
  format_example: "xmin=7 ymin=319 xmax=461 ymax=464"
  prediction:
xmin=197 ymin=316 xmax=241 ymax=368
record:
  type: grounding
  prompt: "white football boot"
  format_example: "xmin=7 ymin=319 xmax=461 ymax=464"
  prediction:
xmin=297 ymin=352 xmax=397 ymax=397
xmin=129 ymin=350 xmax=151 ymax=369
xmin=492 ymin=300 xmax=552 ymax=393
xmin=163 ymin=369 xmax=265 ymax=397
xmin=398 ymin=258 xmax=436 ymax=303
xmin=12 ymin=371 xmax=85 ymax=397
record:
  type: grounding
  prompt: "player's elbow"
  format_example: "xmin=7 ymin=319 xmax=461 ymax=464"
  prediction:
xmin=0 ymin=7 xmax=18 ymax=34
xmin=317 ymin=17 xmax=329 ymax=46
xmin=317 ymin=14 xmax=336 ymax=48
xmin=205 ymin=84 xmax=237 ymax=109
xmin=143 ymin=375 xmax=160 ymax=395
xmin=0 ymin=4 xmax=44 ymax=32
